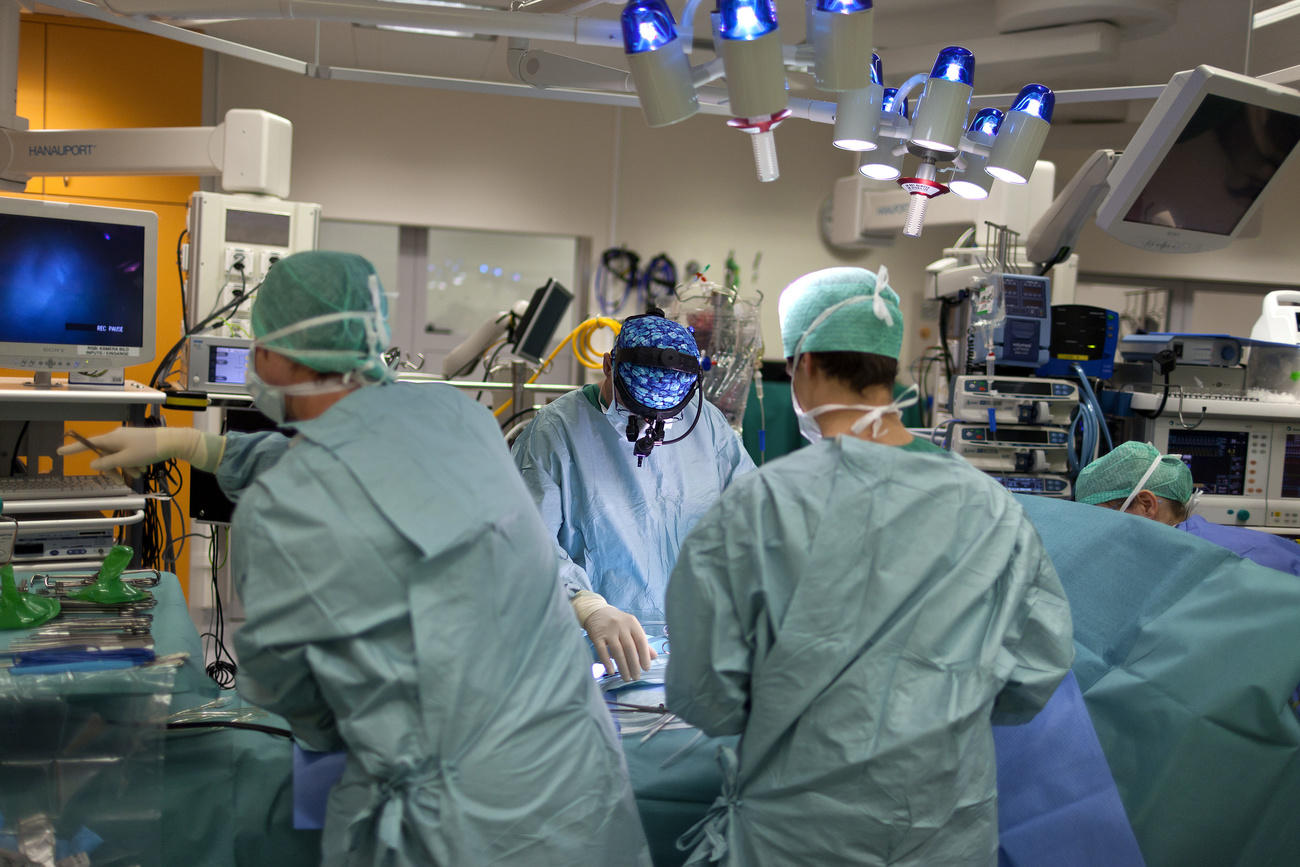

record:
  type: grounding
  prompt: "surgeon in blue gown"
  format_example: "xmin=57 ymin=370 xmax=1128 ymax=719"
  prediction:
xmin=1076 ymin=441 xmax=1300 ymax=576
xmin=511 ymin=311 xmax=753 ymax=682
xmin=63 ymin=252 xmax=651 ymax=867
xmin=664 ymin=266 xmax=1075 ymax=867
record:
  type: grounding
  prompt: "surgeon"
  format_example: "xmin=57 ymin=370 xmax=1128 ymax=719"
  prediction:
xmin=60 ymin=251 xmax=651 ymax=867
xmin=664 ymin=266 xmax=1074 ymax=866
xmin=1076 ymin=440 xmax=1300 ymax=576
xmin=511 ymin=309 xmax=754 ymax=682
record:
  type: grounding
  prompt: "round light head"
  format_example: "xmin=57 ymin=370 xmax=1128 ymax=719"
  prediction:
xmin=834 ymin=138 xmax=878 ymax=151
xmin=949 ymin=179 xmax=990 ymax=199
xmin=1010 ymin=83 xmax=1054 ymax=122
xmin=860 ymin=164 xmax=901 ymax=181
xmin=881 ymin=87 xmax=909 ymax=119
xmin=621 ymin=0 xmax=678 ymax=54
xmin=929 ymin=46 xmax=974 ymax=86
xmin=968 ymin=107 xmax=1004 ymax=137
xmin=984 ymin=165 xmax=1027 ymax=184
xmin=718 ymin=0 xmax=779 ymax=40
xmin=815 ymin=0 xmax=871 ymax=12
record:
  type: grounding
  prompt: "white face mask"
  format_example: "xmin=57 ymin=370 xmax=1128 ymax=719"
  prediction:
xmin=791 ymin=382 xmax=917 ymax=443
xmin=247 ymin=355 xmax=361 ymax=424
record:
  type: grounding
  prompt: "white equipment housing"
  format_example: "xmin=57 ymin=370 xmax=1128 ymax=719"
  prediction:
xmin=830 ymin=160 xmax=1055 ymax=248
xmin=1 ymin=108 xmax=294 ymax=197
xmin=185 ymin=191 xmax=321 ymax=336
xmin=1250 ymin=290 xmax=1300 ymax=345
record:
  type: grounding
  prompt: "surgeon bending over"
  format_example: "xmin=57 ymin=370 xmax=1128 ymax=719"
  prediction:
xmin=1077 ymin=440 xmax=1300 ymax=576
xmin=62 ymin=252 xmax=650 ymax=867
xmin=512 ymin=310 xmax=753 ymax=681
xmin=664 ymin=266 xmax=1074 ymax=866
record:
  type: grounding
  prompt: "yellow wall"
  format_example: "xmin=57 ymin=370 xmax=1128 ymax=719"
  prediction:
xmin=6 ymin=13 xmax=204 ymax=594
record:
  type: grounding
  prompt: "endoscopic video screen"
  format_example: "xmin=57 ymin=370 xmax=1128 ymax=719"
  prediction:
xmin=0 ymin=212 xmax=146 ymax=347
xmin=1126 ymin=94 xmax=1300 ymax=235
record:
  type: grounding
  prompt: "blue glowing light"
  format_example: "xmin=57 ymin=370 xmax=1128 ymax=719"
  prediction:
xmin=929 ymin=46 xmax=974 ymax=86
xmin=870 ymin=53 xmax=882 ymax=86
xmin=881 ymin=87 xmax=909 ymax=120
xmin=479 ymin=264 xmax=489 ymax=274
xmin=967 ymin=107 xmax=1004 ymax=137
xmin=493 ymin=267 xmax=503 ymax=277
xmin=815 ymin=0 xmax=871 ymax=13
xmin=718 ymin=0 xmax=779 ymax=41
xmin=1010 ymin=83 xmax=1054 ymax=123
xmin=621 ymin=0 xmax=678 ymax=54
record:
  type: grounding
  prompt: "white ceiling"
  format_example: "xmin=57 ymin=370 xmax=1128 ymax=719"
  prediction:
xmin=31 ymin=0 xmax=1300 ymax=129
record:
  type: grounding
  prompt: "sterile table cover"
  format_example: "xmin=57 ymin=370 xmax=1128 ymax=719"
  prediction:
xmin=1017 ymin=495 xmax=1300 ymax=867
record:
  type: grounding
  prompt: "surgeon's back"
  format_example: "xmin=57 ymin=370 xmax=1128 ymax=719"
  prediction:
xmin=231 ymin=382 xmax=649 ymax=866
xmin=666 ymin=436 xmax=1073 ymax=866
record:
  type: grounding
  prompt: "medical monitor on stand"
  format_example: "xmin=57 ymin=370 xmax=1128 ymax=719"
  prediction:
xmin=0 ymin=197 xmax=157 ymax=385
xmin=1096 ymin=66 xmax=1300 ymax=254
xmin=1151 ymin=416 xmax=1270 ymax=527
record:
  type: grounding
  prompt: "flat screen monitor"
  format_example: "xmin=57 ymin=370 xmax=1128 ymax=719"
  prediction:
xmin=0 ymin=196 xmax=157 ymax=372
xmin=1154 ymin=417 xmax=1270 ymax=526
xmin=1096 ymin=65 xmax=1300 ymax=253
xmin=512 ymin=279 xmax=573 ymax=364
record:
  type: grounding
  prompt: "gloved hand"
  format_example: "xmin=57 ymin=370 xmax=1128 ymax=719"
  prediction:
xmin=58 ymin=427 xmax=227 ymax=474
xmin=572 ymin=591 xmax=657 ymax=682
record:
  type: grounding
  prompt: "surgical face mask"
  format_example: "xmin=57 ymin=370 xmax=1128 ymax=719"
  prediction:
xmin=247 ymin=353 xmax=361 ymax=425
xmin=791 ymin=385 xmax=918 ymax=444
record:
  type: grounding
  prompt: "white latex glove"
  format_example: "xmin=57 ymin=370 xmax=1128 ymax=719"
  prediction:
xmin=58 ymin=427 xmax=227 ymax=474
xmin=572 ymin=591 xmax=657 ymax=682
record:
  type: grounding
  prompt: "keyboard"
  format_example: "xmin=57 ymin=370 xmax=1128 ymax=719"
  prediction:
xmin=0 ymin=475 xmax=136 ymax=501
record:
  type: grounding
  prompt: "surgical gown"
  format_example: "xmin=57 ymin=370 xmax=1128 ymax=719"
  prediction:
xmin=511 ymin=385 xmax=754 ymax=624
xmin=664 ymin=437 xmax=1074 ymax=866
xmin=1176 ymin=514 xmax=1300 ymax=575
xmin=219 ymin=382 xmax=651 ymax=867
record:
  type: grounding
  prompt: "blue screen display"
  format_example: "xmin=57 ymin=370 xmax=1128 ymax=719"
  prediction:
xmin=0 ymin=213 xmax=145 ymax=347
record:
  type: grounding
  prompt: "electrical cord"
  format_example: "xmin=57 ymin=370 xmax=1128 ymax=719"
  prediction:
xmin=662 ymin=389 xmax=705 ymax=446
xmin=167 ymin=721 xmax=291 ymax=738
xmin=202 ymin=527 xmax=238 ymax=690
xmin=151 ymin=268 xmax=261 ymax=390
xmin=640 ymin=253 xmax=677 ymax=306
xmin=175 ymin=228 xmax=189 ymax=332
xmin=498 ymin=406 xmax=539 ymax=430
xmin=9 ymin=420 xmax=30 ymax=476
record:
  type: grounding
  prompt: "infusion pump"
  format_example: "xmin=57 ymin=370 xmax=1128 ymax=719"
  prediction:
xmin=185 ymin=192 xmax=320 ymax=336
xmin=1148 ymin=415 xmax=1300 ymax=529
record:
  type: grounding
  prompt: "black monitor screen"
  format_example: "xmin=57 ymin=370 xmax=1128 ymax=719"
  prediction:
xmin=1003 ymin=276 xmax=1048 ymax=318
xmin=0 ymin=213 xmax=146 ymax=347
xmin=1125 ymin=94 xmax=1300 ymax=235
xmin=1167 ymin=429 xmax=1250 ymax=496
xmin=991 ymin=428 xmax=1053 ymax=445
xmin=1280 ymin=434 xmax=1300 ymax=499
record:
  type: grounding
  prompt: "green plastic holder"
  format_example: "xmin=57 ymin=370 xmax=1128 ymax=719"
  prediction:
xmin=69 ymin=545 xmax=148 ymax=605
xmin=0 ymin=562 xmax=61 ymax=630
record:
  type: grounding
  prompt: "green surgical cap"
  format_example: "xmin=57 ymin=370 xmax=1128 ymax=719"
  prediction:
xmin=1075 ymin=441 xmax=1195 ymax=506
xmin=251 ymin=250 xmax=392 ymax=380
xmin=778 ymin=266 xmax=904 ymax=359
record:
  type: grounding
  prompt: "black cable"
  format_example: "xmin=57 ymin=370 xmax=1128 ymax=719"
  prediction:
xmin=498 ymin=406 xmax=539 ymax=430
xmin=167 ymin=721 xmax=292 ymax=738
xmin=475 ymin=341 xmax=510 ymax=404
xmin=661 ymin=388 xmax=705 ymax=446
xmin=203 ymin=528 xmax=238 ymax=690
xmin=150 ymin=272 xmax=263 ymax=390
xmin=9 ymin=420 xmax=30 ymax=476
xmin=1135 ymin=372 xmax=1172 ymax=419
xmin=175 ymin=228 xmax=189 ymax=332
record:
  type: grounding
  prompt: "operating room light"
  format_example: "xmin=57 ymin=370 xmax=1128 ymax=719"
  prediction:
xmin=815 ymin=0 xmax=872 ymax=13
xmin=985 ymin=83 xmax=1055 ymax=184
xmin=718 ymin=0 xmax=779 ymax=40
xmin=832 ymin=53 xmax=884 ymax=151
xmin=948 ymin=109 xmax=1004 ymax=200
xmin=623 ymin=0 xmax=699 ymax=126
xmin=908 ymin=47 xmax=974 ymax=153
xmin=622 ymin=0 xmax=678 ymax=53
xmin=858 ymin=87 xmax=906 ymax=180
